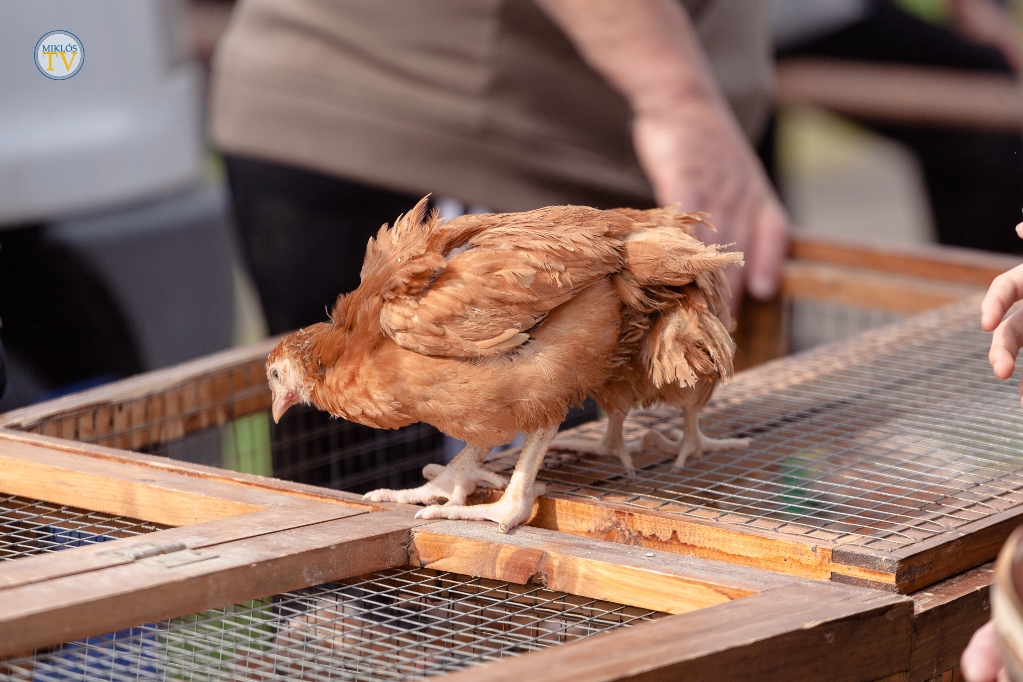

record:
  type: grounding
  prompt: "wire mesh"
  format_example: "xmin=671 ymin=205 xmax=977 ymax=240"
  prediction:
xmin=13 ymin=358 xmax=448 ymax=495
xmin=788 ymin=298 xmax=907 ymax=353
xmin=0 ymin=494 xmax=167 ymax=561
xmin=147 ymin=404 xmax=448 ymax=495
xmin=0 ymin=567 xmax=664 ymax=682
xmin=504 ymin=301 xmax=1023 ymax=553
xmin=10 ymin=360 xmax=601 ymax=496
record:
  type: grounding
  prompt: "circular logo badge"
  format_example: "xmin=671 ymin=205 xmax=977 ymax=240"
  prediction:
xmin=35 ymin=31 xmax=84 ymax=80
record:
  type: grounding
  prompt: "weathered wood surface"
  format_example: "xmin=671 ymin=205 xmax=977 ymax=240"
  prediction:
xmin=781 ymin=261 xmax=982 ymax=314
xmin=410 ymin=522 xmax=792 ymax=614
xmin=0 ymin=429 xmax=376 ymax=510
xmin=0 ymin=505 xmax=363 ymax=591
xmin=790 ymin=236 xmax=1023 ymax=288
xmin=776 ymin=58 xmax=1023 ymax=132
xmin=0 ymin=338 xmax=279 ymax=451
xmin=910 ymin=563 xmax=993 ymax=682
xmin=0 ymin=510 xmax=423 ymax=658
xmin=445 ymin=582 xmax=913 ymax=682
xmin=0 ymin=437 xmax=275 ymax=525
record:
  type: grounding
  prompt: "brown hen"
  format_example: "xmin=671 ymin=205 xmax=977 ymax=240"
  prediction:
xmin=266 ymin=198 xmax=742 ymax=531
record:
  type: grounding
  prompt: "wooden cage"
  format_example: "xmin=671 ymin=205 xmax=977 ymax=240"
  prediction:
xmin=0 ymin=236 xmax=1021 ymax=681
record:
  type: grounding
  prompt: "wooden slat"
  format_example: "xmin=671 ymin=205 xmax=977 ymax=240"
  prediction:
xmin=410 ymin=522 xmax=790 ymax=615
xmin=0 ymin=510 xmax=425 ymax=658
xmin=862 ymin=507 xmax=1023 ymax=594
xmin=444 ymin=583 xmax=912 ymax=682
xmin=733 ymin=293 xmax=789 ymax=372
xmin=0 ymin=337 xmax=280 ymax=449
xmin=781 ymin=261 xmax=983 ymax=314
xmin=790 ymin=236 xmax=1023 ymax=288
xmin=0 ymin=445 xmax=263 ymax=526
xmin=910 ymin=563 xmax=993 ymax=682
xmin=0 ymin=429 xmax=378 ymax=511
xmin=776 ymin=58 xmax=1023 ymax=132
xmin=0 ymin=505 xmax=363 ymax=591
xmin=522 ymin=492 xmax=840 ymax=579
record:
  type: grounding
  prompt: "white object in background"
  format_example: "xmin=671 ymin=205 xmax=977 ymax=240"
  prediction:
xmin=0 ymin=0 xmax=202 ymax=224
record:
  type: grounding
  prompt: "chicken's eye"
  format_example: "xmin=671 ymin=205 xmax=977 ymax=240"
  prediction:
xmin=272 ymin=369 xmax=280 ymax=381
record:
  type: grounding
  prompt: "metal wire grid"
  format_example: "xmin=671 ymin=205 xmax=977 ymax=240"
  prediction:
xmin=0 ymin=494 xmax=166 ymax=561
xmin=788 ymin=298 xmax=907 ymax=353
xmin=512 ymin=302 xmax=1023 ymax=552
xmin=0 ymin=567 xmax=663 ymax=682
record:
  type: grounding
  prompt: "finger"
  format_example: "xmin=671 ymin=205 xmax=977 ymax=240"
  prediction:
xmin=746 ymin=197 xmax=790 ymax=300
xmin=961 ymin=621 xmax=1002 ymax=682
xmin=982 ymin=265 xmax=1023 ymax=331
xmin=989 ymin=308 xmax=1023 ymax=379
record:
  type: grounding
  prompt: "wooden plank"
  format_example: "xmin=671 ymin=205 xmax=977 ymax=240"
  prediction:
xmin=909 ymin=563 xmax=993 ymax=682
xmin=776 ymin=58 xmax=1023 ymax=132
xmin=0 ymin=510 xmax=427 ymax=658
xmin=781 ymin=261 xmax=982 ymax=314
xmin=0 ymin=337 xmax=280 ymax=428
xmin=0 ymin=339 xmax=280 ymax=449
xmin=410 ymin=522 xmax=794 ymax=614
xmin=511 ymin=479 xmax=1015 ymax=595
xmin=0 ymin=429 xmax=378 ymax=511
xmin=0 ymin=505 xmax=364 ymax=591
xmin=0 ymin=447 xmax=262 ymax=526
xmin=789 ymin=236 xmax=1023 ymax=288
xmin=512 ymin=491 xmax=903 ymax=584
xmin=443 ymin=583 xmax=912 ymax=682
xmin=870 ymin=507 xmax=1023 ymax=594
xmin=733 ymin=293 xmax=789 ymax=372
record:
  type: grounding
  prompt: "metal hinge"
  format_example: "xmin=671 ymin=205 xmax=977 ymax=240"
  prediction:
xmin=97 ymin=542 xmax=219 ymax=568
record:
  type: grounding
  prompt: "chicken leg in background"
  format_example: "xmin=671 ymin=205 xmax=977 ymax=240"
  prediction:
xmin=266 ymin=199 xmax=743 ymax=531
xmin=557 ymin=208 xmax=749 ymax=475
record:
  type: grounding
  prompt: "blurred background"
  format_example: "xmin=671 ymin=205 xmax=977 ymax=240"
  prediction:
xmin=2 ymin=0 xmax=1022 ymax=490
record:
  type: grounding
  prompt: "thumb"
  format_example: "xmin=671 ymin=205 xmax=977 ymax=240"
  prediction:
xmin=745 ymin=197 xmax=790 ymax=300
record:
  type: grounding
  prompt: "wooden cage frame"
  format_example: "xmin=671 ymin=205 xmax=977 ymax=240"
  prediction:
xmin=1 ymin=236 xmax=1020 ymax=680
xmin=0 ymin=430 xmax=913 ymax=681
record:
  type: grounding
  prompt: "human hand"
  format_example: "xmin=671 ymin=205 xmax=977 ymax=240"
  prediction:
xmin=632 ymin=95 xmax=789 ymax=303
xmin=962 ymin=620 xmax=1011 ymax=682
xmin=532 ymin=0 xmax=789 ymax=306
xmin=981 ymin=223 xmax=1023 ymax=402
xmin=951 ymin=0 xmax=1022 ymax=73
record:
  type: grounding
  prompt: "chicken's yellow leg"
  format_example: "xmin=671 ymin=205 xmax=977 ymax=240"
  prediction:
xmin=415 ymin=424 xmax=559 ymax=532
xmin=362 ymin=443 xmax=506 ymax=506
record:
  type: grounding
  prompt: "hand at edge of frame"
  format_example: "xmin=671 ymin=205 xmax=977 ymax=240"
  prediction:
xmin=981 ymin=223 xmax=1023 ymax=404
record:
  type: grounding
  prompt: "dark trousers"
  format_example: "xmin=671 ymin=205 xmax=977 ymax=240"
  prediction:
xmin=225 ymin=156 xmax=424 ymax=334
xmin=772 ymin=0 xmax=1023 ymax=253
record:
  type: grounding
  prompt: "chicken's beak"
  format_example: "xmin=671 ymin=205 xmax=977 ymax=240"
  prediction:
xmin=271 ymin=390 xmax=298 ymax=424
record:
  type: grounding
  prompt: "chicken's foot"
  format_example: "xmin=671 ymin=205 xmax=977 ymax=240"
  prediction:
xmin=552 ymin=408 xmax=638 ymax=476
xmin=415 ymin=424 xmax=558 ymax=532
xmin=362 ymin=444 xmax=506 ymax=506
xmin=642 ymin=408 xmax=749 ymax=469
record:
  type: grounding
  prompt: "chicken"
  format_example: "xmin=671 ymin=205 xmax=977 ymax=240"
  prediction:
xmin=559 ymin=207 xmax=751 ymax=475
xmin=266 ymin=198 xmax=743 ymax=531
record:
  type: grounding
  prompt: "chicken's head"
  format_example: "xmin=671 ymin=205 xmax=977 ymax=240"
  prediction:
xmin=266 ymin=337 xmax=313 ymax=424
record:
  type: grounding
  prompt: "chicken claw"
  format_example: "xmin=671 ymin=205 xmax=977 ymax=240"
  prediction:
xmin=553 ymin=407 xmax=638 ymax=476
xmin=414 ymin=482 xmax=547 ymax=532
xmin=363 ymin=444 xmax=506 ymax=506
xmin=414 ymin=424 xmax=559 ymax=532
xmin=642 ymin=426 xmax=750 ymax=469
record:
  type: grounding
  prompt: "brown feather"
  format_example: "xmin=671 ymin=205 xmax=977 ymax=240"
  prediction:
xmin=267 ymin=200 xmax=742 ymax=450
